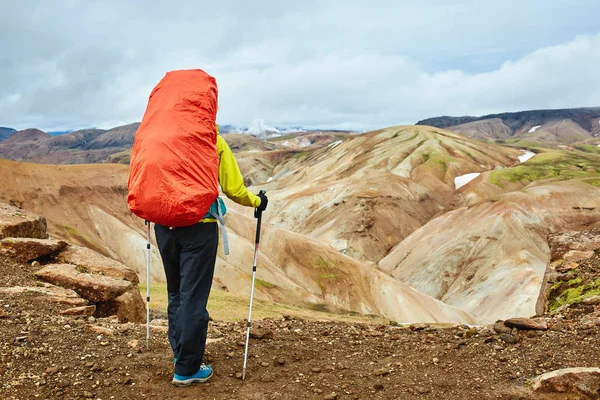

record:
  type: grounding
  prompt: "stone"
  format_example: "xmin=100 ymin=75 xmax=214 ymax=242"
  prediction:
xmin=564 ymin=250 xmax=595 ymax=263
xmin=493 ymin=322 xmax=512 ymax=334
xmin=499 ymin=334 xmax=519 ymax=344
xmin=235 ymin=372 xmax=243 ymax=379
xmin=416 ymin=386 xmax=431 ymax=394
xmin=583 ymin=295 xmax=600 ymax=305
xmin=324 ymin=393 xmax=337 ymax=400
xmin=531 ymin=367 xmax=600 ymax=396
xmin=0 ymin=284 xmax=88 ymax=306
xmin=59 ymin=305 xmax=96 ymax=317
xmin=0 ymin=238 xmax=68 ymax=262
xmin=126 ymin=340 xmax=140 ymax=349
xmin=35 ymin=264 xmax=133 ymax=302
xmin=250 ymin=328 xmax=275 ymax=340
xmin=85 ymin=324 xmax=115 ymax=335
xmin=557 ymin=261 xmax=579 ymax=273
xmin=56 ymin=245 xmax=139 ymax=284
xmin=95 ymin=287 xmax=145 ymax=323
xmin=409 ymin=323 xmax=429 ymax=331
xmin=374 ymin=368 xmax=390 ymax=376
xmin=504 ymin=318 xmax=548 ymax=331
xmin=0 ymin=203 xmax=48 ymax=240
xmin=261 ymin=362 xmax=269 ymax=367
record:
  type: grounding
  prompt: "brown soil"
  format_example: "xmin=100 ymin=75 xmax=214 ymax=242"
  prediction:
xmin=2 ymin=257 xmax=600 ymax=400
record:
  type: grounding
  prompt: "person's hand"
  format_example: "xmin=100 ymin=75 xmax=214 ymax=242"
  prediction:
xmin=257 ymin=192 xmax=268 ymax=212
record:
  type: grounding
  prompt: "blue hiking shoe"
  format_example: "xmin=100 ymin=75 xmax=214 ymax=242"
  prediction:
xmin=172 ymin=365 xmax=213 ymax=387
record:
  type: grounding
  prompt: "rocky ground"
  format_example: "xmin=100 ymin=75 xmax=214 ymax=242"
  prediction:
xmin=2 ymin=255 xmax=600 ymax=400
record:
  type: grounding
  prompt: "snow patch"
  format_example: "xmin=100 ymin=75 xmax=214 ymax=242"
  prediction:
xmin=454 ymin=173 xmax=481 ymax=190
xmin=330 ymin=239 xmax=348 ymax=253
xmin=328 ymin=140 xmax=342 ymax=148
xmin=518 ymin=150 xmax=536 ymax=163
xmin=528 ymin=125 xmax=541 ymax=133
xmin=267 ymin=177 xmax=274 ymax=183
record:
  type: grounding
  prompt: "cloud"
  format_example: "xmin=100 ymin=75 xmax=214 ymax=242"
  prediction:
xmin=0 ymin=0 xmax=599 ymax=131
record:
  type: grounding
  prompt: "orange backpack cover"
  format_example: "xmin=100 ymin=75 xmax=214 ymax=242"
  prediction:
xmin=127 ymin=69 xmax=219 ymax=227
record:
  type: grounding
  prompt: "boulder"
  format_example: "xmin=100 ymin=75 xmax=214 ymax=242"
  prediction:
xmin=95 ymin=287 xmax=145 ymax=323
xmin=504 ymin=318 xmax=548 ymax=331
xmin=35 ymin=263 xmax=133 ymax=302
xmin=0 ymin=238 xmax=68 ymax=262
xmin=531 ymin=367 xmax=600 ymax=397
xmin=55 ymin=245 xmax=139 ymax=284
xmin=59 ymin=305 xmax=96 ymax=317
xmin=0 ymin=203 xmax=48 ymax=239
xmin=0 ymin=283 xmax=88 ymax=306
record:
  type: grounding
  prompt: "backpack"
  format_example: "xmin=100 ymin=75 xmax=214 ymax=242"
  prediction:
xmin=127 ymin=69 xmax=219 ymax=227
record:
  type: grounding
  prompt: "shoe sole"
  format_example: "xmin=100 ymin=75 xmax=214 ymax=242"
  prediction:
xmin=171 ymin=371 xmax=213 ymax=387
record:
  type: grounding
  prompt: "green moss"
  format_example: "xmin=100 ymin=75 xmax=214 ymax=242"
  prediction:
xmin=422 ymin=152 xmax=431 ymax=163
xmin=489 ymin=150 xmax=600 ymax=187
xmin=320 ymin=274 xmax=336 ymax=279
xmin=548 ymin=278 xmax=600 ymax=312
xmin=255 ymin=279 xmax=276 ymax=289
xmin=315 ymin=256 xmax=333 ymax=271
xmin=574 ymin=144 xmax=600 ymax=154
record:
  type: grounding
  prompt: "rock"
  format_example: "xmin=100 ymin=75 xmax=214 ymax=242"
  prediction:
xmin=531 ymin=367 xmax=600 ymax=396
xmin=416 ymin=386 xmax=431 ymax=394
xmin=0 ymin=203 xmax=48 ymax=239
xmin=95 ymin=287 xmax=145 ymax=323
xmin=85 ymin=324 xmax=115 ymax=335
xmin=83 ymin=391 xmax=93 ymax=398
xmin=0 ymin=238 xmax=67 ymax=262
xmin=31 ymin=260 xmax=40 ymax=268
xmin=409 ymin=323 xmax=429 ymax=331
xmin=583 ymin=295 xmax=600 ymax=305
xmin=374 ymin=383 xmax=384 ymax=390
xmin=312 ymin=367 xmax=322 ymax=373
xmin=564 ymin=250 xmax=595 ymax=263
xmin=504 ymin=318 xmax=548 ymax=331
xmin=374 ymin=368 xmax=390 ymax=376
xmin=250 ymin=328 xmax=275 ymax=339
xmin=0 ymin=284 xmax=88 ymax=306
xmin=261 ymin=362 xmax=269 ymax=367
xmin=55 ymin=245 xmax=139 ymax=284
xmin=324 ymin=393 xmax=337 ymax=400
xmin=150 ymin=325 xmax=168 ymax=333
xmin=557 ymin=261 xmax=579 ymax=273
xmin=235 ymin=372 xmax=243 ymax=379
xmin=0 ymin=309 xmax=8 ymax=319
xmin=45 ymin=366 xmax=59 ymax=375
xmin=35 ymin=264 xmax=133 ymax=302
xmin=126 ymin=340 xmax=140 ymax=349
xmin=59 ymin=305 xmax=96 ymax=317
xmin=499 ymin=334 xmax=519 ymax=344
xmin=276 ymin=359 xmax=286 ymax=366
xmin=493 ymin=322 xmax=512 ymax=334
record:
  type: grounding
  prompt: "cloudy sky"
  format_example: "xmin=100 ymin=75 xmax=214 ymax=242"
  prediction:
xmin=1 ymin=0 xmax=600 ymax=132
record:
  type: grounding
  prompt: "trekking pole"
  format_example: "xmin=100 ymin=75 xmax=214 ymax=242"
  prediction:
xmin=242 ymin=190 xmax=266 ymax=381
xmin=145 ymin=220 xmax=151 ymax=349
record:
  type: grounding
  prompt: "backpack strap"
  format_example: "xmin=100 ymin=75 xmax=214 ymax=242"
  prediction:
xmin=208 ymin=199 xmax=230 ymax=255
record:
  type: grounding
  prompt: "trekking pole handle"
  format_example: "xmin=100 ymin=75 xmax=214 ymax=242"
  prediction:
xmin=254 ymin=190 xmax=266 ymax=244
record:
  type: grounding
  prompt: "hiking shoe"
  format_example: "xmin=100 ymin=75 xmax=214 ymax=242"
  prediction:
xmin=172 ymin=365 xmax=213 ymax=386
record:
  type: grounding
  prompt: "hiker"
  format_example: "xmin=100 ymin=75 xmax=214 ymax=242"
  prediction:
xmin=127 ymin=69 xmax=268 ymax=386
xmin=155 ymin=127 xmax=267 ymax=386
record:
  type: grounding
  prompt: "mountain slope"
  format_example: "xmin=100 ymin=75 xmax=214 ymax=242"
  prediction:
xmin=418 ymin=107 xmax=600 ymax=146
xmin=257 ymin=125 xmax=521 ymax=262
xmin=0 ymin=157 xmax=479 ymax=324
xmin=0 ymin=127 xmax=16 ymax=142
xmin=379 ymin=179 xmax=600 ymax=322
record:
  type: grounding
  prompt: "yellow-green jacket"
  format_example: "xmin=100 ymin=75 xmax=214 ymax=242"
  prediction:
xmin=201 ymin=134 xmax=260 ymax=222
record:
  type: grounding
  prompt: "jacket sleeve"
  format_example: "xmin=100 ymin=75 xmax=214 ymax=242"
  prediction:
xmin=217 ymin=135 xmax=261 ymax=208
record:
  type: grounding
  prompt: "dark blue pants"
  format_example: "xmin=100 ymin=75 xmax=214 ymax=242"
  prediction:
xmin=154 ymin=222 xmax=218 ymax=376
